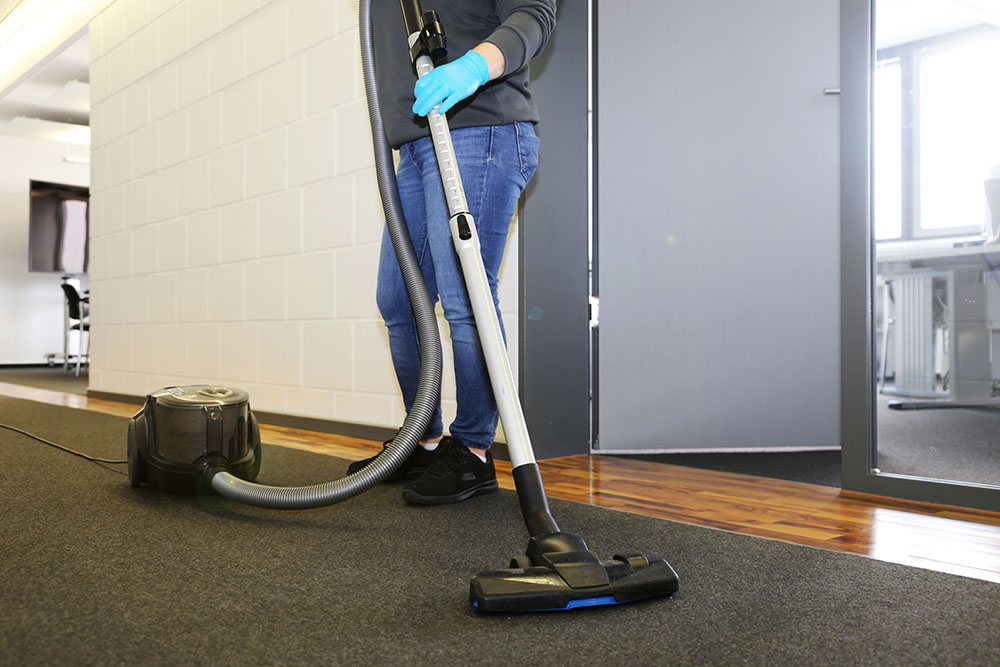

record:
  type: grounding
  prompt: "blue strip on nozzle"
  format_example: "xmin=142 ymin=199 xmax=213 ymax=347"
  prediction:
xmin=472 ymin=595 xmax=622 ymax=612
xmin=565 ymin=595 xmax=618 ymax=609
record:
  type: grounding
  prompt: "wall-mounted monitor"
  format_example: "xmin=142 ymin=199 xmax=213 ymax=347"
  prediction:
xmin=28 ymin=180 xmax=89 ymax=274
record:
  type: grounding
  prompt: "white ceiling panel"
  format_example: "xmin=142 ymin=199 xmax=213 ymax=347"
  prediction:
xmin=0 ymin=0 xmax=23 ymax=23
xmin=876 ymin=0 xmax=991 ymax=49
xmin=0 ymin=30 xmax=89 ymax=144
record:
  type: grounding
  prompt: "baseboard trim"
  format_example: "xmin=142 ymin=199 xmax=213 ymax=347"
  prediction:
xmin=87 ymin=389 xmax=144 ymax=405
xmin=86 ymin=388 xmax=511 ymax=461
xmin=595 ymin=446 xmax=842 ymax=455
xmin=255 ymin=409 xmax=398 ymax=444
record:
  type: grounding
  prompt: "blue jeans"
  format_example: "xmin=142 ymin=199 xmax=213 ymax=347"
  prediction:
xmin=376 ymin=122 xmax=540 ymax=449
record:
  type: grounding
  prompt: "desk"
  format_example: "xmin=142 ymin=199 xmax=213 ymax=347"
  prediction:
xmin=877 ymin=240 xmax=1000 ymax=408
xmin=878 ymin=237 xmax=1000 ymax=263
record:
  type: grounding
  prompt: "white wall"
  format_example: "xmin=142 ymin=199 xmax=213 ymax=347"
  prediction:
xmin=0 ymin=134 xmax=90 ymax=364
xmin=88 ymin=0 xmax=519 ymax=433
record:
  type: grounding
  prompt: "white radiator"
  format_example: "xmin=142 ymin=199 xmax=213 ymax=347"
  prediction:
xmin=892 ymin=275 xmax=937 ymax=395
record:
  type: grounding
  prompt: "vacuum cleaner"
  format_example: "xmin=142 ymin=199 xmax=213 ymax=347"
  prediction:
xmin=126 ymin=0 xmax=678 ymax=613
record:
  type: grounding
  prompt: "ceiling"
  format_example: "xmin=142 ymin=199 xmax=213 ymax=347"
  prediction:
xmin=0 ymin=1 xmax=22 ymax=23
xmin=876 ymin=0 xmax=999 ymax=49
xmin=0 ymin=23 xmax=89 ymax=146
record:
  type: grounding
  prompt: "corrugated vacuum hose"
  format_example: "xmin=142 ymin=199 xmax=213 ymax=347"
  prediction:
xmin=205 ymin=0 xmax=443 ymax=509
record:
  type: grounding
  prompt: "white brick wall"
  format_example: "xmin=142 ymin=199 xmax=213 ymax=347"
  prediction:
xmin=89 ymin=0 xmax=520 ymax=437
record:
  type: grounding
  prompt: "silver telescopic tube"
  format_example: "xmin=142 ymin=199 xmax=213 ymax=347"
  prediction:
xmin=414 ymin=55 xmax=536 ymax=470
xmin=415 ymin=56 xmax=469 ymax=215
xmin=209 ymin=0 xmax=443 ymax=509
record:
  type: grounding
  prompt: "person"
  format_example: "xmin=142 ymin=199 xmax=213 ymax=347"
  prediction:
xmin=347 ymin=1 xmax=557 ymax=505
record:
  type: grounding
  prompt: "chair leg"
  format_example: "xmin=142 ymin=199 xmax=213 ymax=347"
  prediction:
xmin=63 ymin=315 xmax=70 ymax=375
xmin=75 ymin=329 xmax=86 ymax=377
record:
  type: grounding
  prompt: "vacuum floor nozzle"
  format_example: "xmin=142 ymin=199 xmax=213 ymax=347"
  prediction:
xmin=469 ymin=532 xmax=679 ymax=613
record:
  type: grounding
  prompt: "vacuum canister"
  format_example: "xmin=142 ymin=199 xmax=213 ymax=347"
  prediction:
xmin=127 ymin=385 xmax=261 ymax=491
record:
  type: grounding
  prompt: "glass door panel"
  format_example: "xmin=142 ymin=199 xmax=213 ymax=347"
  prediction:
xmin=873 ymin=0 xmax=1000 ymax=488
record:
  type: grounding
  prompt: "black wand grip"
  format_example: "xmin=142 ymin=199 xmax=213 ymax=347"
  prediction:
xmin=400 ymin=0 xmax=423 ymax=36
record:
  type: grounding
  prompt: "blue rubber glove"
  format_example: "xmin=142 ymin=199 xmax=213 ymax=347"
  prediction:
xmin=412 ymin=49 xmax=491 ymax=117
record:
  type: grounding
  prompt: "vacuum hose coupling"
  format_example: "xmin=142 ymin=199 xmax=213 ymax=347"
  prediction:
xmin=401 ymin=0 xmax=447 ymax=63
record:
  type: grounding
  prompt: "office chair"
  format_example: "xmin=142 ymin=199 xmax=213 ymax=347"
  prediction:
xmin=60 ymin=283 xmax=89 ymax=377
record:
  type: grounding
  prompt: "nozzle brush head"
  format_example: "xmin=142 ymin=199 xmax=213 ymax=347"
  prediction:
xmin=470 ymin=550 xmax=678 ymax=613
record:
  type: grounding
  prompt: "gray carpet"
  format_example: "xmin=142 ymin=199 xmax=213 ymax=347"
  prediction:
xmin=0 ymin=365 xmax=88 ymax=396
xmin=2 ymin=395 xmax=999 ymax=666
xmin=877 ymin=394 xmax=1000 ymax=486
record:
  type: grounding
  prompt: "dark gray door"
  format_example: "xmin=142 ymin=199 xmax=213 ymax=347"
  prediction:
xmin=595 ymin=0 xmax=842 ymax=453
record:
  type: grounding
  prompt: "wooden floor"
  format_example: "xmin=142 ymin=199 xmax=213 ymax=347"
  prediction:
xmin=3 ymin=380 xmax=999 ymax=585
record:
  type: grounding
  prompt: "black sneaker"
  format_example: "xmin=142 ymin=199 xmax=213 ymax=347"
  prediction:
xmin=402 ymin=437 xmax=498 ymax=505
xmin=346 ymin=438 xmax=438 ymax=482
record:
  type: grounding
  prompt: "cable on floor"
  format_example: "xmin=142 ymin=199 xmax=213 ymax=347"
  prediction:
xmin=0 ymin=423 xmax=128 ymax=466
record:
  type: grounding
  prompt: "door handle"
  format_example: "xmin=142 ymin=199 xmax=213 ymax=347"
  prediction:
xmin=823 ymin=88 xmax=841 ymax=95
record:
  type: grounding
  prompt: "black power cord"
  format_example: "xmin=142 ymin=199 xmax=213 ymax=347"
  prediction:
xmin=0 ymin=423 xmax=128 ymax=466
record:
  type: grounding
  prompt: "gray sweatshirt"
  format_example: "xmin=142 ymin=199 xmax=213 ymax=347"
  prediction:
xmin=372 ymin=0 xmax=557 ymax=148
